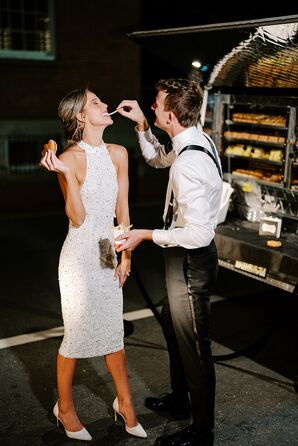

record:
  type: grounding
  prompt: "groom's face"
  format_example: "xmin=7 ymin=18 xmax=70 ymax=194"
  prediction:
xmin=151 ymin=90 xmax=169 ymax=130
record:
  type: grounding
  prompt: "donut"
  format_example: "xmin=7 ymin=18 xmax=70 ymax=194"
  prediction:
xmin=267 ymin=240 xmax=282 ymax=248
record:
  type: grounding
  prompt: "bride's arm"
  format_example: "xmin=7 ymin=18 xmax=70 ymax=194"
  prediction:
xmin=109 ymin=144 xmax=131 ymax=287
xmin=40 ymin=149 xmax=85 ymax=227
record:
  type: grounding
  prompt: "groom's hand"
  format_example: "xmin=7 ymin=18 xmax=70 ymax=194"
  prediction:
xmin=117 ymin=100 xmax=149 ymax=132
xmin=115 ymin=229 xmax=153 ymax=252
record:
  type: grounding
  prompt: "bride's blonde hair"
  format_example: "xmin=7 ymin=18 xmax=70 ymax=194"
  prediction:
xmin=58 ymin=88 xmax=89 ymax=149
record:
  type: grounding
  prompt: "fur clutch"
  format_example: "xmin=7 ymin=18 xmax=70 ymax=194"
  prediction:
xmin=98 ymin=239 xmax=117 ymax=269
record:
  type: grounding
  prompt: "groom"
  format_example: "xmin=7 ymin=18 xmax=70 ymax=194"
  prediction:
xmin=116 ymin=78 xmax=223 ymax=446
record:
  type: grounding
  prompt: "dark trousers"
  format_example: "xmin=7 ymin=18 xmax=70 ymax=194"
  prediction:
xmin=162 ymin=240 xmax=218 ymax=431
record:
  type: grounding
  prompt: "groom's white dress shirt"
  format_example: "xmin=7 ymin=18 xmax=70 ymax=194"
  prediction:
xmin=135 ymin=126 xmax=223 ymax=250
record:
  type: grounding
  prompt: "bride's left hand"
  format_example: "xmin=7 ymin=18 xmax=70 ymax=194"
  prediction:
xmin=114 ymin=257 xmax=131 ymax=288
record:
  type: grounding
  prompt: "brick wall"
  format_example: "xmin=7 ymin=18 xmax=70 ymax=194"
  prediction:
xmin=0 ymin=0 xmax=142 ymax=119
xmin=0 ymin=1 xmax=168 ymax=211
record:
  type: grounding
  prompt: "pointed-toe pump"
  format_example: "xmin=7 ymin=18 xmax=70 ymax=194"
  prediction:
xmin=53 ymin=401 xmax=92 ymax=441
xmin=113 ymin=397 xmax=147 ymax=438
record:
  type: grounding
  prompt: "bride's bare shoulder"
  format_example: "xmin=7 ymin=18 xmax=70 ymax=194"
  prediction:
xmin=59 ymin=144 xmax=85 ymax=163
xmin=106 ymin=143 xmax=127 ymax=158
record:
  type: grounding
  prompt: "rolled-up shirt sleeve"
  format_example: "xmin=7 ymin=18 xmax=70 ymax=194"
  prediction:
xmin=152 ymin=162 xmax=215 ymax=249
xmin=135 ymin=127 xmax=175 ymax=168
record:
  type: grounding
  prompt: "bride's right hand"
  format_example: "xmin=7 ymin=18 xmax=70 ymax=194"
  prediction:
xmin=39 ymin=150 xmax=70 ymax=175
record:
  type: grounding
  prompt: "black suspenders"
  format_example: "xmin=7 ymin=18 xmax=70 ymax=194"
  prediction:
xmin=179 ymin=144 xmax=222 ymax=179
xmin=164 ymin=141 xmax=222 ymax=230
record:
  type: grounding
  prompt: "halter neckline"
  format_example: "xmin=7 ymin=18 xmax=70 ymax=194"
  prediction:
xmin=78 ymin=140 xmax=105 ymax=152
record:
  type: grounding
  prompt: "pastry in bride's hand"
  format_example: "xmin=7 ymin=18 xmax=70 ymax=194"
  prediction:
xmin=44 ymin=139 xmax=57 ymax=155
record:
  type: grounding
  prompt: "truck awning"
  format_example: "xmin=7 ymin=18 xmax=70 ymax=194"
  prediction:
xmin=128 ymin=15 xmax=298 ymax=90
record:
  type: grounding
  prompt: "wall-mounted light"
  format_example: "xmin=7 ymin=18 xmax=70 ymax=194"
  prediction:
xmin=191 ymin=60 xmax=201 ymax=69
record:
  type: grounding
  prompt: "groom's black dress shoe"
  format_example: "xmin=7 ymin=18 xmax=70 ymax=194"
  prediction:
xmin=144 ymin=393 xmax=191 ymax=420
xmin=154 ymin=425 xmax=214 ymax=446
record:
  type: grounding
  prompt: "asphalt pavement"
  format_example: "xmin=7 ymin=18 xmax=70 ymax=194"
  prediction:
xmin=0 ymin=205 xmax=297 ymax=446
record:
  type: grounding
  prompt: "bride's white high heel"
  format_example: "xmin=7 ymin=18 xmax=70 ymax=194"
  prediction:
xmin=113 ymin=397 xmax=147 ymax=438
xmin=53 ymin=401 xmax=92 ymax=441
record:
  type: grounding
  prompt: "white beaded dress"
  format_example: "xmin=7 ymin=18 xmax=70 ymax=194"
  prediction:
xmin=58 ymin=140 xmax=124 ymax=358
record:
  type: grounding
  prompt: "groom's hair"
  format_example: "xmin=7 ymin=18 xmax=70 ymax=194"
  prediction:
xmin=155 ymin=78 xmax=203 ymax=127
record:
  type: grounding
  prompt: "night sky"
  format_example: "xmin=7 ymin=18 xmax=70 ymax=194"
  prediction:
xmin=136 ymin=3 xmax=298 ymax=111
xmin=139 ymin=2 xmax=297 ymax=31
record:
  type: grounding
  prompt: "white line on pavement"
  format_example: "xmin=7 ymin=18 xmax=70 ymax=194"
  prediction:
xmin=0 ymin=296 xmax=224 ymax=350
xmin=0 ymin=308 xmax=155 ymax=350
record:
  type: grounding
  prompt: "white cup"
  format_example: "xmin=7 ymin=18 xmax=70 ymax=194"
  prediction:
xmin=113 ymin=228 xmax=125 ymax=249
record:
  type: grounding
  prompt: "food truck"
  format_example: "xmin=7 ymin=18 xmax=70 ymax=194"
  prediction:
xmin=129 ymin=15 xmax=298 ymax=293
